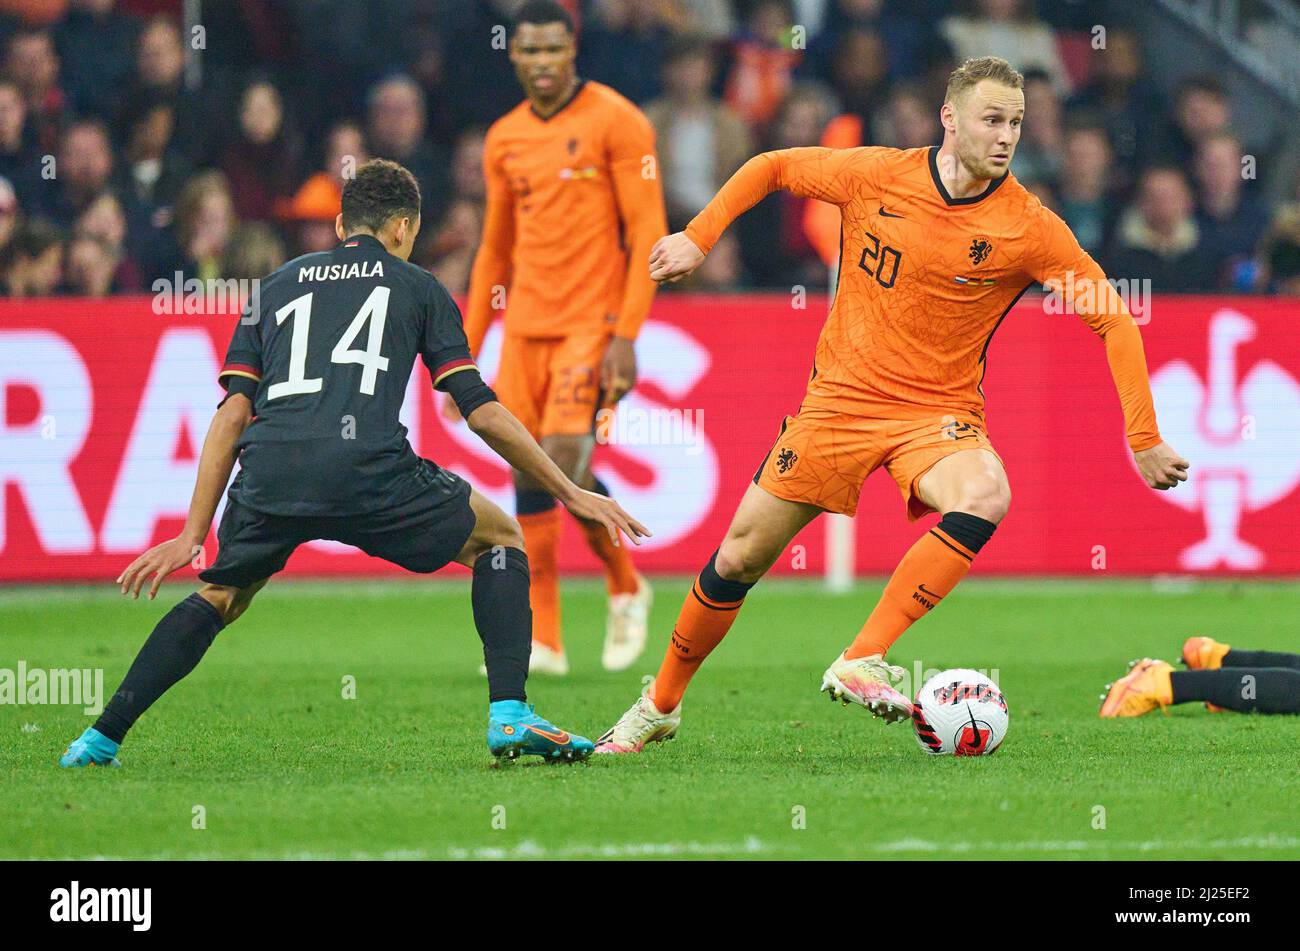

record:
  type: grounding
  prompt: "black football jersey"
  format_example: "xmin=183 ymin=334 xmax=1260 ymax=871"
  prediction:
xmin=217 ymin=234 xmax=477 ymax=516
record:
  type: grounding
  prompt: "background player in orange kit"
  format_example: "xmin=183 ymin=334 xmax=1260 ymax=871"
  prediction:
xmin=596 ymin=56 xmax=1190 ymax=754
xmin=449 ymin=1 xmax=668 ymax=675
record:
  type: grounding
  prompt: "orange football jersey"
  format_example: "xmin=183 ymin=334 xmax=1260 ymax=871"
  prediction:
xmin=685 ymin=145 xmax=1161 ymax=452
xmin=465 ymin=80 xmax=667 ymax=352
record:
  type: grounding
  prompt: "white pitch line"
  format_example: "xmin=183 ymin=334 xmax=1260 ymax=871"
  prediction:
xmin=27 ymin=834 xmax=1300 ymax=861
xmin=873 ymin=835 xmax=1300 ymax=854
xmin=29 ymin=837 xmax=774 ymax=862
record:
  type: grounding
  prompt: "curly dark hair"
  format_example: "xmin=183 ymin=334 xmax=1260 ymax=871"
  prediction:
xmin=340 ymin=159 xmax=421 ymax=234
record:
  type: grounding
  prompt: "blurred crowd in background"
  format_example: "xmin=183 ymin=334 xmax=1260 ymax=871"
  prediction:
xmin=1 ymin=0 xmax=1299 ymax=300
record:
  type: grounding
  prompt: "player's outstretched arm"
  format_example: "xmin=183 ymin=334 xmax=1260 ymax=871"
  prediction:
xmin=116 ymin=394 xmax=253 ymax=599
xmin=1029 ymin=208 xmax=1190 ymax=492
xmin=659 ymin=147 xmax=864 ymax=284
xmin=465 ymin=401 xmax=651 ymax=544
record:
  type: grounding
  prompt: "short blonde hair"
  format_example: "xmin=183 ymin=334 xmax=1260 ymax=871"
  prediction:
xmin=944 ymin=57 xmax=1025 ymax=105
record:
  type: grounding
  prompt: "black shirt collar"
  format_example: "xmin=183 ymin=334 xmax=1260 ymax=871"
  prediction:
xmin=928 ymin=146 xmax=1009 ymax=207
xmin=338 ymin=233 xmax=387 ymax=252
xmin=531 ymin=78 xmax=587 ymax=122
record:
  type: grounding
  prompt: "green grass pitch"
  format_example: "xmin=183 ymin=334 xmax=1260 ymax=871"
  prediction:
xmin=3 ymin=577 xmax=1298 ymax=860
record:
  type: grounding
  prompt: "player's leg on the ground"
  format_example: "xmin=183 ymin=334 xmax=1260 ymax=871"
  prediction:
xmin=595 ymin=483 xmax=820 ymax=754
xmin=845 ymin=448 xmax=1007 ymax=661
xmin=655 ymin=482 xmax=819 ymax=710
xmin=1171 ymin=668 xmax=1300 ymax=714
xmin=1221 ymin=648 xmax=1300 ymax=670
xmin=454 ymin=489 xmax=594 ymax=761
xmin=512 ymin=465 xmax=566 ymax=671
xmin=514 ymin=429 xmax=648 ymax=672
xmin=61 ymin=581 xmax=266 ymax=767
xmin=574 ymin=461 xmax=651 ymax=671
xmin=1102 ymin=657 xmax=1300 ymax=716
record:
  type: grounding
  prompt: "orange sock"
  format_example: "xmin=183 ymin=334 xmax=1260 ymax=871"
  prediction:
xmin=845 ymin=525 xmax=978 ymax=660
xmin=652 ymin=564 xmax=750 ymax=712
xmin=518 ymin=509 xmax=562 ymax=652
xmin=578 ymin=519 xmax=639 ymax=595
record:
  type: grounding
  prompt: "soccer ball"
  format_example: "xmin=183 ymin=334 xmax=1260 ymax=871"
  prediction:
xmin=911 ymin=669 xmax=1008 ymax=756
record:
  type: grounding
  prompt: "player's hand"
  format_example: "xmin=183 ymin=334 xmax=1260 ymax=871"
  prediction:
xmin=1134 ymin=441 xmax=1189 ymax=490
xmin=562 ymin=489 xmax=652 ymax=546
xmin=116 ymin=535 xmax=203 ymax=600
xmin=441 ymin=393 xmax=463 ymax=423
xmin=601 ymin=335 xmax=637 ymax=404
xmin=648 ymin=232 xmax=705 ymax=284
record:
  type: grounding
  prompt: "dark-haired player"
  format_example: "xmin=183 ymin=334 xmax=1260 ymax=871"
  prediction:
xmin=453 ymin=0 xmax=667 ymax=675
xmin=60 ymin=159 xmax=648 ymax=768
xmin=1100 ymin=637 xmax=1300 ymax=716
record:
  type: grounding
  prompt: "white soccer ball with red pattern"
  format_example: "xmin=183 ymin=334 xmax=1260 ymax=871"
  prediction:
xmin=911 ymin=669 xmax=1008 ymax=756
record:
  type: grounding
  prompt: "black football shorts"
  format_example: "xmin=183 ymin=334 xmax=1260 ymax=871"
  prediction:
xmin=198 ymin=460 xmax=476 ymax=589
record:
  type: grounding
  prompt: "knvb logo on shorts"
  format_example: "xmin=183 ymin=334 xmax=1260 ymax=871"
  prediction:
xmin=50 ymin=882 xmax=151 ymax=931
xmin=0 ymin=662 xmax=103 ymax=715
xmin=774 ymin=447 xmax=798 ymax=474
xmin=940 ymin=416 xmax=979 ymax=441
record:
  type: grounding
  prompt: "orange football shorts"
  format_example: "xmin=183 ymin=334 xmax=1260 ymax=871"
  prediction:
xmin=754 ymin=404 xmax=1003 ymax=520
xmin=493 ymin=331 xmax=613 ymax=439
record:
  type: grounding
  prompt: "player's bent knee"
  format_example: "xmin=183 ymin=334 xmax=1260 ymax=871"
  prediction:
xmin=197 ymin=581 xmax=261 ymax=626
xmin=956 ymin=482 xmax=1011 ymax=524
xmin=493 ymin=517 xmax=525 ymax=553
xmin=714 ymin=538 xmax=770 ymax=584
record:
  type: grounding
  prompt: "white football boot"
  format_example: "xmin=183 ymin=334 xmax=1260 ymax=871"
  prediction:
xmin=594 ymin=680 xmax=680 ymax=754
xmin=820 ymin=651 xmax=912 ymax=722
xmin=479 ymin=641 xmax=569 ymax=678
xmin=602 ymin=575 xmax=653 ymax=671
xmin=528 ymin=642 xmax=569 ymax=676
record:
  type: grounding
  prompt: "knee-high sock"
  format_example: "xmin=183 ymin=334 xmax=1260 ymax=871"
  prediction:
xmin=93 ymin=593 xmax=225 ymax=743
xmin=651 ymin=549 xmax=754 ymax=713
xmin=577 ymin=477 xmax=639 ymax=595
xmin=845 ymin=512 xmax=997 ymax=660
xmin=1223 ymin=649 xmax=1300 ymax=671
xmin=1171 ymin=668 xmax=1300 ymax=714
xmin=517 ymin=500 xmax=562 ymax=652
xmin=473 ymin=547 xmax=531 ymax=703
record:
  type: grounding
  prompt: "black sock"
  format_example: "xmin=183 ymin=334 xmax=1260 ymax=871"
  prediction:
xmin=1222 ymin=649 xmax=1300 ymax=671
xmin=515 ymin=488 xmax=555 ymax=515
xmin=699 ymin=548 xmax=756 ymax=602
xmin=1170 ymin=668 xmax=1300 ymax=714
xmin=473 ymin=547 xmax=531 ymax=704
xmin=937 ymin=511 xmax=998 ymax=554
xmin=93 ymin=593 xmax=225 ymax=743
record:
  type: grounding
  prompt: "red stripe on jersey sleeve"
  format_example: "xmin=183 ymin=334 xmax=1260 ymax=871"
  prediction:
xmin=219 ymin=363 xmax=261 ymax=380
xmin=432 ymin=357 xmax=475 ymax=383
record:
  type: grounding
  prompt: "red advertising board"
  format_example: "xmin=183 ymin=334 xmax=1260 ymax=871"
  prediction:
xmin=2 ymin=293 xmax=1298 ymax=581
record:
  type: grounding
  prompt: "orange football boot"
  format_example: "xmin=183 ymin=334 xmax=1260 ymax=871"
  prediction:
xmin=1181 ymin=636 xmax=1230 ymax=671
xmin=1099 ymin=658 xmax=1174 ymax=718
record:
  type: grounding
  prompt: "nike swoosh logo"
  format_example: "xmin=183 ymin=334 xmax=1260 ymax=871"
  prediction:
xmin=879 ymin=205 xmax=905 ymax=218
xmin=524 ymin=724 xmax=571 ymax=744
xmin=963 ymin=703 xmax=983 ymax=752
xmin=917 ymin=584 xmax=943 ymax=600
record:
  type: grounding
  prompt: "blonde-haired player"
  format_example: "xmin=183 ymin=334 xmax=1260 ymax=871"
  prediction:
xmin=597 ymin=57 xmax=1188 ymax=753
